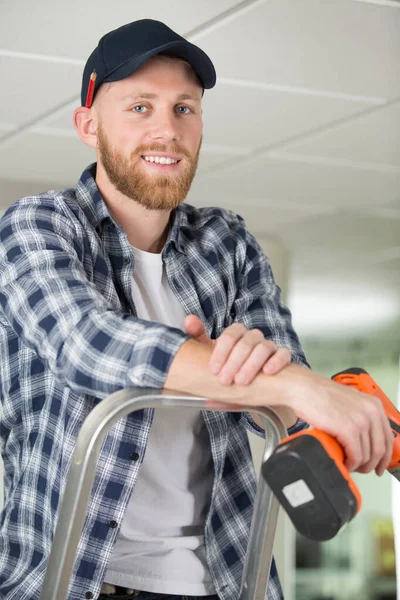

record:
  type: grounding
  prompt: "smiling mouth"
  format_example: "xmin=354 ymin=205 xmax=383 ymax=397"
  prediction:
xmin=141 ymin=155 xmax=182 ymax=166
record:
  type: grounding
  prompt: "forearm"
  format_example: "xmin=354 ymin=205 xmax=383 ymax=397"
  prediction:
xmin=165 ymin=338 xmax=307 ymax=418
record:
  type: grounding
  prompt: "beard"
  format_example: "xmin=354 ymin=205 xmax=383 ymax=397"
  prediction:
xmin=97 ymin=123 xmax=201 ymax=211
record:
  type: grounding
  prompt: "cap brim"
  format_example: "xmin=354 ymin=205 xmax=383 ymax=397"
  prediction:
xmin=103 ymin=40 xmax=216 ymax=89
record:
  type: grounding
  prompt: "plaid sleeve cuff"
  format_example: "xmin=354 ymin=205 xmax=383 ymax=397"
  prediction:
xmin=241 ymin=412 xmax=309 ymax=438
xmin=287 ymin=417 xmax=309 ymax=434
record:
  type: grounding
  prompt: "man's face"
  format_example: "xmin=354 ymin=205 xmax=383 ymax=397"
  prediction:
xmin=94 ymin=57 xmax=203 ymax=211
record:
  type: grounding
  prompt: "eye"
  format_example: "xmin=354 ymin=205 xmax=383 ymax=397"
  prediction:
xmin=176 ymin=106 xmax=191 ymax=115
xmin=133 ymin=105 xmax=148 ymax=113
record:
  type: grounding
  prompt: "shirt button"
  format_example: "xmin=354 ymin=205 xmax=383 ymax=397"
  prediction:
xmin=85 ymin=592 xmax=94 ymax=599
xmin=124 ymin=257 xmax=131 ymax=264
xmin=130 ymin=452 xmax=139 ymax=461
xmin=109 ymin=520 xmax=118 ymax=529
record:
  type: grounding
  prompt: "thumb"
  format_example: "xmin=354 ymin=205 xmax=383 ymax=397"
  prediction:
xmin=184 ymin=315 xmax=214 ymax=346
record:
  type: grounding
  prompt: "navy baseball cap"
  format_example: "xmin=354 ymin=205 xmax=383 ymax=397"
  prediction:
xmin=81 ymin=19 xmax=217 ymax=106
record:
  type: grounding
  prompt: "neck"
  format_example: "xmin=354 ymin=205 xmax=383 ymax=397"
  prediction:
xmin=96 ymin=164 xmax=171 ymax=253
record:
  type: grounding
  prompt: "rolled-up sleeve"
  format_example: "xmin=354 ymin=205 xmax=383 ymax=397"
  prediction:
xmin=0 ymin=201 xmax=188 ymax=398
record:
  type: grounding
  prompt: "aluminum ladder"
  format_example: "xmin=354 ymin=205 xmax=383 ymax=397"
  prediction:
xmin=40 ymin=389 xmax=286 ymax=600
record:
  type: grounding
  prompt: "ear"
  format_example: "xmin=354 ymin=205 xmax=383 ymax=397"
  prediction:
xmin=73 ymin=106 xmax=97 ymax=149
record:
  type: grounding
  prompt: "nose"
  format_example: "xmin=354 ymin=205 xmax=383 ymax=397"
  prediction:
xmin=149 ymin=108 xmax=180 ymax=144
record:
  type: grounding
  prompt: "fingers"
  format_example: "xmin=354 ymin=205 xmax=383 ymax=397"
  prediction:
xmin=344 ymin=424 xmax=370 ymax=473
xmin=209 ymin=324 xmax=283 ymax=385
xmin=262 ymin=347 xmax=291 ymax=375
xmin=209 ymin=323 xmax=246 ymax=375
xmin=353 ymin=429 xmax=371 ymax=474
xmin=233 ymin=342 xmax=274 ymax=385
xmin=374 ymin=409 xmax=394 ymax=476
xmin=184 ymin=318 xmax=291 ymax=384
xmin=342 ymin=430 xmax=363 ymax=474
xmin=209 ymin=325 xmax=263 ymax=381
xmin=344 ymin=396 xmax=394 ymax=475
xmin=361 ymin=399 xmax=393 ymax=475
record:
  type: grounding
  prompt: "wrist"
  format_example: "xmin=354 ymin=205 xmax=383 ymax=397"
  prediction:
xmin=257 ymin=362 xmax=314 ymax=412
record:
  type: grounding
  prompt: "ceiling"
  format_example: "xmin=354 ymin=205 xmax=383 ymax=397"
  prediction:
xmin=1 ymin=0 xmax=399 ymax=346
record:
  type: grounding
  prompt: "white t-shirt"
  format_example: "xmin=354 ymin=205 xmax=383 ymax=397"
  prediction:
xmin=104 ymin=246 xmax=215 ymax=595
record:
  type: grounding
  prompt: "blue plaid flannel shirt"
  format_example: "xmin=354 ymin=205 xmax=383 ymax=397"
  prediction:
xmin=0 ymin=165 xmax=309 ymax=600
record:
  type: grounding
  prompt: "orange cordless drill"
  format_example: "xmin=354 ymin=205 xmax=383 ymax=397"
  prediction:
xmin=262 ymin=368 xmax=400 ymax=541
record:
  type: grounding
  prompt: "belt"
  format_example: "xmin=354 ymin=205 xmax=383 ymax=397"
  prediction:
xmin=100 ymin=583 xmax=139 ymax=596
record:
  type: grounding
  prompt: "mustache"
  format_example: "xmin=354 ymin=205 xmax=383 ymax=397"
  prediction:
xmin=133 ymin=143 xmax=192 ymax=160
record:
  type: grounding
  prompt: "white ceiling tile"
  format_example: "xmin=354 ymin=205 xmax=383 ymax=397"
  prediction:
xmin=282 ymin=101 xmax=400 ymax=167
xmin=1 ymin=0 xmax=242 ymax=59
xmin=197 ymin=148 xmax=246 ymax=172
xmin=196 ymin=0 xmax=400 ymax=99
xmin=0 ymin=123 xmax=15 ymax=132
xmin=353 ymin=0 xmax=400 ymax=7
xmin=278 ymin=212 xmax=400 ymax=269
xmin=225 ymin=204 xmax=316 ymax=232
xmin=0 ymin=55 xmax=81 ymax=126
xmin=0 ymin=178 xmax=56 ymax=211
xmin=185 ymin=195 xmax=317 ymax=234
xmin=0 ymin=131 xmax=95 ymax=187
xmin=201 ymin=83 xmax=371 ymax=149
xmin=388 ymin=196 xmax=400 ymax=210
xmin=42 ymin=109 xmax=78 ymax=131
xmin=195 ymin=154 xmax=400 ymax=208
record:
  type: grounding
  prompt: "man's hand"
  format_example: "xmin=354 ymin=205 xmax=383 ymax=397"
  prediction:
xmin=184 ymin=315 xmax=291 ymax=384
xmin=285 ymin=369 xmax=395 ymax=477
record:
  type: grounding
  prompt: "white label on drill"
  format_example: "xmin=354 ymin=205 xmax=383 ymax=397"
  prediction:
xmin=282 ymin=480 xmax=314 ymax=507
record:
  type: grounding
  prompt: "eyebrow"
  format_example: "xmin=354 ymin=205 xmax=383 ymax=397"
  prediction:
xmin=122 ymin=92 xmax=200 ymax=102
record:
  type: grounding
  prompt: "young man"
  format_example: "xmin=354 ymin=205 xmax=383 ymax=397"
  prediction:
xmin=0 ymin=18 xmax=393 ymax=600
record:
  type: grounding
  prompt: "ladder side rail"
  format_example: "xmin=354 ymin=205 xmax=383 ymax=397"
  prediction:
xmin=39 ymin=389 xmax=286 ymax=600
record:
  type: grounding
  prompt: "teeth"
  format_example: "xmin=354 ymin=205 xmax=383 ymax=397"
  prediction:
xmin=143 ymin=156 xmax=178 ymax=165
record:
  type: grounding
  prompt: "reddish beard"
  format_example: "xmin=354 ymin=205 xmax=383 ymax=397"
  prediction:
xmin=97 ymin=124 xmax=201 ymax=211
